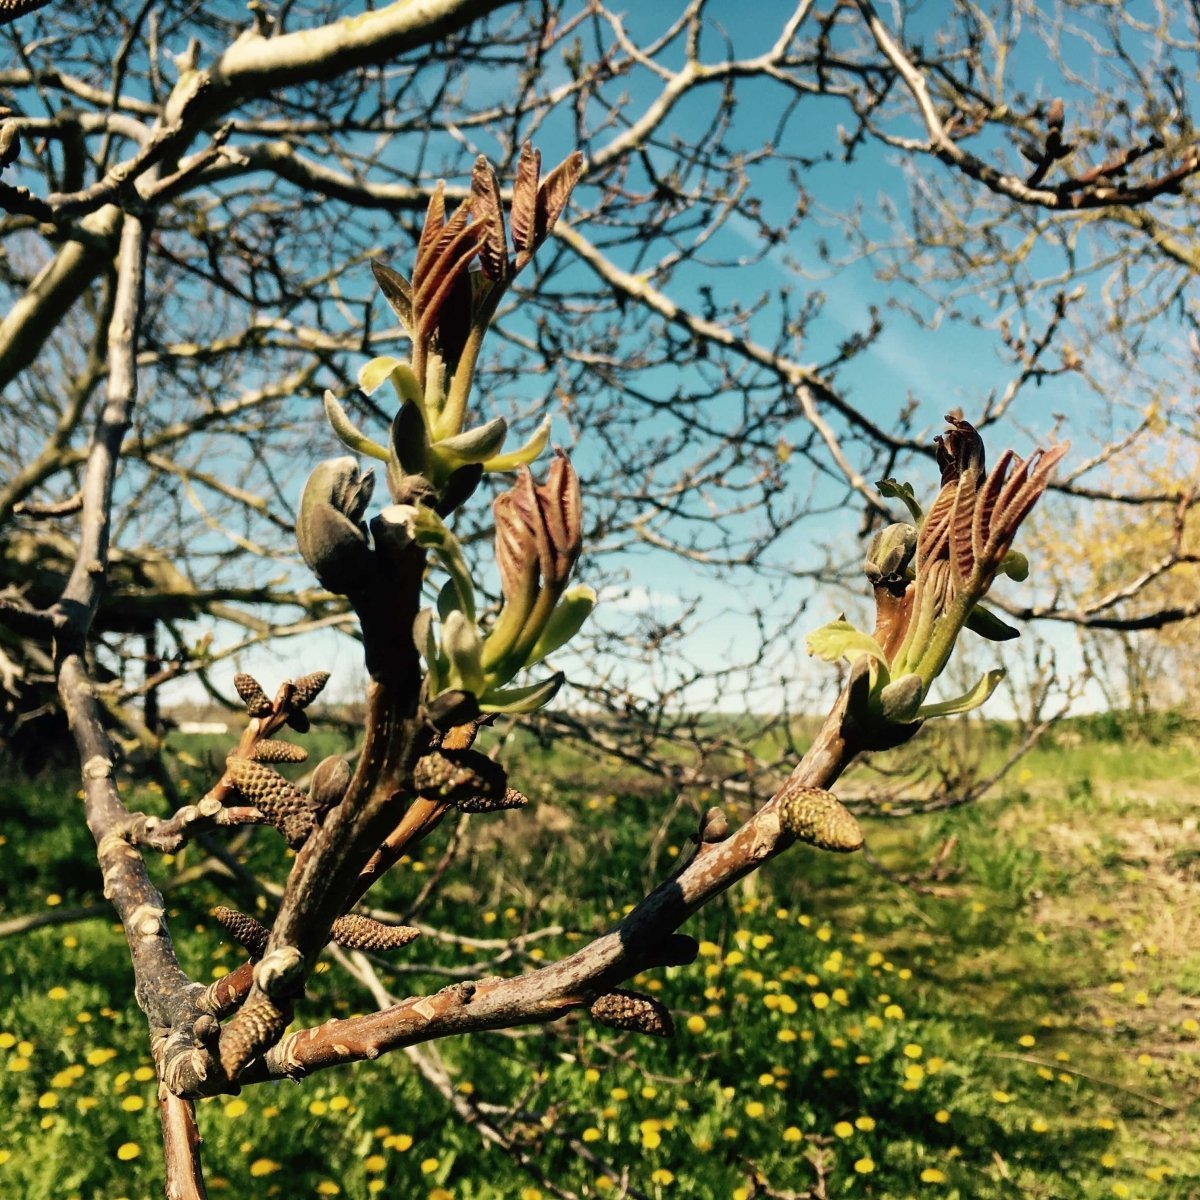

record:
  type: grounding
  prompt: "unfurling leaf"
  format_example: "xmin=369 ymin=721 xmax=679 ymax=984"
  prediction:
xmin=876 ymin=477 xmax=924 ymax=522
xmin=323 ymin=390 xmax=388 ymax=460
xmin=481 ymin=414 xmax=551 ymax=473
xmin=479 ymin=671 xmax=564 ymax=714
xmin=371 ymin=259 xmax=413 ymax=330
xmin=436 ymin=415 xmax=508 ymax=464
xmin=964 ymin=603 xmax=1020 ymax=642
xmin=916 ymin=668 xmax=1005 ymax=719
xmin=805 ymin=618 xmax=889 ymax=666
xmin=527 ymin=585 xmax=596 ymax=664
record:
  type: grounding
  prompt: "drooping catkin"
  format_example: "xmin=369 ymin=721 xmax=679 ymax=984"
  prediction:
xmin=219 ymin=995 xmax=290 ymax=1078
xmin=211 ymin=906 xmax=270 ymax=959
xmin=777 ymin=785 xmax=863 ymax=853
xmin=252 ymin=739 xmax=308 ymax=764
xmin=589 ymin=990 xmax=674 ymax=1038
xmin=412 ymin=748 xmax=507 ymax=810
xmin=226 ymin=757 xmax=314 ymax=847
xmin=331 ymin=915 xmax=421 ymax=952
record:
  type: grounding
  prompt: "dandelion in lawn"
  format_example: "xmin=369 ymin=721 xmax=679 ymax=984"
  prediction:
xmin=921 ymin=1168 xmax=947 ymax=1183
xmin=249 ymin=1160 xmax=280 ymax=1177
xmin=420 ymin=1158 xmax=440 ymax=1175
xmin=115 ymin=1143 xmax=140 ymax=1161
xmin=833 ymin=1121 xmax=854 ymax=1138
xmin=854 ymin=1157 xmax=875 ymax=1174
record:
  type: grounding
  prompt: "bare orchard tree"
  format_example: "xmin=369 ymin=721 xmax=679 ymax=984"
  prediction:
xmin=0 ymin=0 xmax=1195 ymax=1191
xmin=0 ymin=0 xmax=1195 ymax=789
xmin=35 ymin=135 xmax=1069 ymax=1194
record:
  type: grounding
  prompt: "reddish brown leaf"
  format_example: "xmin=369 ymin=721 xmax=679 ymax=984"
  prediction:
xmin=510 ymin=142 xmax=541 ymax=254
xmin=470 ymin=155 xmax=509 ymax=281
xmin=371 ymin=260 xmax=413 ymax=329
xmin=414 ymin=182 xmax=447 ymax=288
xmin=533 ymin=150 xmax=584 ymax=250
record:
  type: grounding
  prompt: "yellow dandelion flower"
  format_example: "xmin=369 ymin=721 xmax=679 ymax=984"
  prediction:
xmin=121 ymin=1096 xmax=144 ymax=1112
xmin=920 ymin=1167 xmax=946 ymax=1183
xmin=316 ymin=1183 xmax=340 ymax=1196
xmin=37 ymin=1093 xmax=58 ymax=1109
xmin=1031 ymin=1118 xmax=1049 ymax=1133
xmin=811 ymin=993 xmax=830 ymax=1010
xmin=308 ymin=1099 xmax=328 ymax=1116
xmin=642 ymin=1129 xmax=662 ymax=1150
xmin=745 ymin=1102 xmax=765 ymax=1119
xmin=582 ymin=1128 xmax=601 ymax=1143
xmin=934 ymin=1110 xmax=950 ymax=1124
xmin=778 ymin=1030 xmax=797 ymax=1043
xmin=883 ymin=1004 xmax=904 ymax=1020
xmin=47 ymin=987 xmax=68 ymax=1001
xmin=905 ymin=1065 xmax=925 ymax=1083
xmin=783 ymin=1127 xmax=803 ymax=1143
xmin=903 ymin=1044 xmax=922 ymax=1059
xmin=133 ymin=1066 xmax=155 ymax=1082
xmin=224 ymin=1098 xmax=248 ymax=1118
xmin=1018 ymin=1035 xmax=1036 ymax=1048
xmin=249 ymin=1160 xmax=280 ymax=1177
xmin=420 ymin=1157 xmax=439 ymax=1175
xmin=686 ymin=1015 xmax=707 ymax=1034
xmin=650 ymin=1168 xmax=674 ymax=1185
xmin=329 ymin=1095 xmax=351 ymax=1111
xmin=0 ymin=1150 xmax=10 ymax=1165
xmin=855 ymin=1116 xmax=876 ymax=1131
xmin=853 ymin=1157 xmax=874 ymax=1174
xmin=115 ymin=1143 xmax=140 ymax=1161
xmin=833 ymin=1121 xmax=854 ymax=1138
xmin=698 ymin=941 xmax=720 ymax=957
xmin=86 ymin=1048 xmax=117 ymax=1066
xmin=992 ymin=1091 xmax=1013 ymax=1104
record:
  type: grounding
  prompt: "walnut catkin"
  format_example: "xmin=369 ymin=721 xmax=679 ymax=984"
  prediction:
xmin=331 ymin=915 xmax=421 ymax=952
xmin=219 ymin=995 xmax=289 ymax=1078
xmin=589 ymin=990 xmax=674 ymax=1038
xmin=290 ymin=671 xmax=330 ymax=709
xmin=211 ymin=906 xmax=270 ymax=959
xmin=226 ymin=757 xmax=314 ymax=847
xmin=233 ymin=672 xmax=273 ymax=717
xmin=252 ymin=739 xmax=308 ymax=763
xmin=777 ymin=785 xmax=863 ymax=853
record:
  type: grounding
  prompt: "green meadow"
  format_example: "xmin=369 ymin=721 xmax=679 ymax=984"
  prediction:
xmin=1 ymin=713 xmax=1197 ymax=1198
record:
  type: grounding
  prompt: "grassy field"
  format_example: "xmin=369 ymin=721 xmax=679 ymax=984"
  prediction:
xmin=0 ymin=713 xmax=1197 ymax=1199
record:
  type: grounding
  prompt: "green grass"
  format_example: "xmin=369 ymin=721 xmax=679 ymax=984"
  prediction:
xmin=0 ymin=713 xmax=1198 ymax=1198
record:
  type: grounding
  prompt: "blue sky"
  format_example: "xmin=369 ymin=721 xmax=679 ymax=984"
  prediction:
xmin=149 ymin=0 xmax=1190 ymax=719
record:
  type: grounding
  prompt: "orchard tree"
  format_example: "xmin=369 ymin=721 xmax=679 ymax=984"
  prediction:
xmin=0 ymin=0 xmax=1196 ymax=1194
